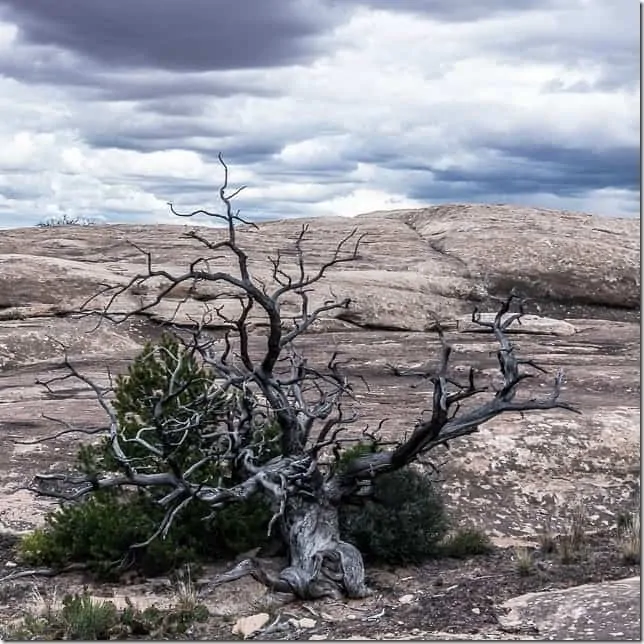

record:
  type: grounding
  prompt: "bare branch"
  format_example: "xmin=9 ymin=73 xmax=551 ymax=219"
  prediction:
xmin=338 ymin=294 xmax=580 ymax=483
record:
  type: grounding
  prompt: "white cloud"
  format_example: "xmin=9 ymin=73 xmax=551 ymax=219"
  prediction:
xmin=309 ymin=188 xmax=426 ymax=217
xmin=516 ymin=187 xmax=641 ymax=218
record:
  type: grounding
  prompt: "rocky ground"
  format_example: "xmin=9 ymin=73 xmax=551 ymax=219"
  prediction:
xmin=0 ymin=204 xmax=640 ymax=639
xmin=0 ymin=527 xmax=639 ymax=640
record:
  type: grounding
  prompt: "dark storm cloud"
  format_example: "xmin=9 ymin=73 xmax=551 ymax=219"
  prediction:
xmin=83 ymin=134 xmax=195 ymax=153
xmin=87 ymin=73 xmax=281 ymax=103
xmin=0 ymin=44 xmax=280 ymax=101
xmin=402 ymin=143 xmax=639 ymax=202
xmin=136 ymin=98 xmax=210 ymax=118
xmin=147 ymin=180 xmax=222 ymax=197
xmin=269 ymin=164 xmax=358 ymax=179
xmin=83 ymin=111 xmax=297 ymax=167
xmin=197 ymin=140 xmax=288 ymax=166
xmin=491 ymin=144 xmax=639 ymax=193
xmin=83 ymin=118 xmax=231 ymax=151
xmin=349 ymin=0 xmax=558 ymax=21
xmin=0 ymin=0 xmax=343 ymax=72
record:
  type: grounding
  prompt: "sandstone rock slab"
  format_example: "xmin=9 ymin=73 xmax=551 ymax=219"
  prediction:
xmin=498 ymin=576 xmax=641 ymax=640
xmin=456 ymin=313 xmax=576 ymax=336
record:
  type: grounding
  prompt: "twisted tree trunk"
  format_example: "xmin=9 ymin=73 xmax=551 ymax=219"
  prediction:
xmin=277 ymin=493 xmax=371 ymax=599
xmin=207 ymin=460 xmax=373 ymax=599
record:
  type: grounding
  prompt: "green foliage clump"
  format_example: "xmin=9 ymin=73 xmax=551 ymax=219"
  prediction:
xmin=335 ymin=441 xmax=381 ymax=474
xmin=80 ymin=333 xmax=237 ymax=478
xmin=439 ymin=527 xmax=494 ymax=558
xmin=20 ymin=333 xmax=277 ymax=578
xmin=339 ymin=465 xmax=449 ymax=565
xmin=617 ymin=509 xmax=638 ymax=534
xmin=51 ymin=593 xmax=118 ymax=640
xmin=19 ymin=489 xmax=272 ymax=578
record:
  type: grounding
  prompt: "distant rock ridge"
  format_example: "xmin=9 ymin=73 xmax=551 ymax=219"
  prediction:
xmin=0 ymin=204 xmax=638 ymax=333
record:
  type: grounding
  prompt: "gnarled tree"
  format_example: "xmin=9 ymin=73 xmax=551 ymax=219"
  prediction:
xmin=28 ymin=156 xmax=579 ymax=600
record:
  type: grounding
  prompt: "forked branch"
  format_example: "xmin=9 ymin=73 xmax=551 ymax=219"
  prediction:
xmin=338 ymin=294 xmax=580 ymax=482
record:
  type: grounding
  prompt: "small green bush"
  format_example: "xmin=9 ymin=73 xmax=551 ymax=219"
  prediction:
xmin=617 ymin=509 xmax=637 ymax=534
xmin=19 ymin=488 xmax=272 ymax=579
xmin=339 ymin=466 xmax=449 ymax=565
xmin=83 ymin=333 xmax=282 ymax=477
xmin=616 ymin=509 xmax=640 ymax=565
xmin=79 ymin=333 xmax=238 ymax=479
xmin=55 ymin=593 xmax=118 ymax=640
xmin=20 ymin=333 xmax=277 ymax=578
xmin=513 ymin=546 xmax=535 ymax=576
xmin=335 ymin=441 xmax=381 ymax=473
xmin=439 ymin=526 xmax=493 ymax=558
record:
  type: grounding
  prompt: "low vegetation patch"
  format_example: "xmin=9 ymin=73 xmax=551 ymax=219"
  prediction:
xmin=18 ymin=488 xmax=272 ymax=579
xmin=1 ymin=588 xmax=209 ymax=641
xmin=438 ymin=526 xmax=494 ymax=558
xmin=513 ymin=546 xmax=535 ymax=576
xmin=37 ymin=214 xmax=98 ymax=227
xmin=20 ymin=464 xmax=456 ymax=577
xmin=616 ymin=508 xmax=640 ymax=565
xmin=19 ymin=341 xmax=462 ymax=578
xmin=19 ymin=334 xmax=277 ymax=578
xmin=339 ymin=466 xmax=450 ymax=565
xmin=538 ymin=517 xmax=557 ymax=554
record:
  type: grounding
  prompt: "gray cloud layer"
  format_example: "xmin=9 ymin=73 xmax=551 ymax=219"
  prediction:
xmin=0 ymin=0 xmax=343 ymax=71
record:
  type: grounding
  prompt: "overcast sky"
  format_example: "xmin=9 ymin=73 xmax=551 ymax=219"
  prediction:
xmin=0 ymin=0 xmax=639 ymax=228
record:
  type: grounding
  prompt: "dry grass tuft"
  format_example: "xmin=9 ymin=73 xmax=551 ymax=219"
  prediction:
xmin=567 ymin=502 xmax=588 ymax=548
xmin=173 ymin=565 xmax=199 ymax=613
xmin=28 ymin=585 xmax=62 ymax=620
xmin=538 ymin=516 xmax=557 ymax=554
xmin=557 ymin=501 xmax=589 ymax=564
xmin=513 ymin=546 xmax=535 ymax=576
xmin=617 ymin=510 xmax=640 ymax=565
